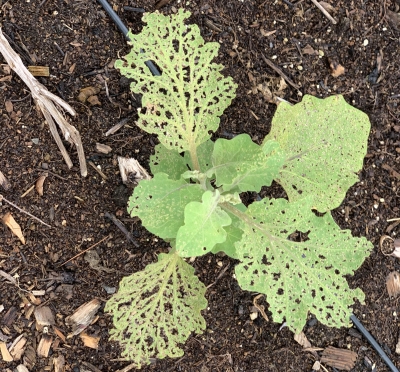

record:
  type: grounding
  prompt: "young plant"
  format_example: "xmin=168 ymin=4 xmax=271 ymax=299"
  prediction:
xmin=105 ymin=9 xmax=373 ymax=368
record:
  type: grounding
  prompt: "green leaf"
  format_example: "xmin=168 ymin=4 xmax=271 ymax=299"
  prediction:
xmin=105 ymin=252 xmax=207 ymax=367
xmin=150 ymin=144 xmax=188 ymax=180
xmin=233 ymin=197 xmax=372 ymax=333
xmin=211 ymin=203 xmax=246 ymax=259
xmin=211 ymin=134 xmax=285 ymax=192
xmin=184 ymin=139 xmax=214 ymax=173
xmin=128 ymin=173 xmax=203 ymax=239
xmin=265 ymin=95 xmax=371 ymax=212
xmin=115 ymin=10 xmax=237 ymax=152
xmin=176 ymin=190 xmax=232 ymax=257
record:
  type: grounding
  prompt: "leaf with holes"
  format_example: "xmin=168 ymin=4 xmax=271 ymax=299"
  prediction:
xmin=150 ymin=144 xmax=188 ymax=180
xmin=234 ymin=196 xmax=372 ymax=333
xmin=115 ymin=10 xmax=237 ymax=153
xmin=105 ymin=252 xmax=207 ymax=368
xmin=264 ymin=95 xmax=370 ymax=212
xmin=176 ymin=190 xmax=232 ymax=257
xmin=211 ymin=134 xmax=285 ymax=192
xmin=128 ymin=173 xmax=203 ymax=239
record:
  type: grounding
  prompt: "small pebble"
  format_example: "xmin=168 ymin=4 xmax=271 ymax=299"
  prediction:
xmin=363 ymin=39 xmax=369 ymax=46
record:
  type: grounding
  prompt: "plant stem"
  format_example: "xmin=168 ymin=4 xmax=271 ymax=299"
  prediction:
xmin=189 ymin=143 xmax=200 ymax=172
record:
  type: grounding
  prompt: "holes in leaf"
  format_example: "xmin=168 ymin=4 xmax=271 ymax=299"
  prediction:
xmin=335 ymin=269 xmax=340 ymax=275
xmin=262 ymin=254 xmax=272 ymax=265
xmin=311 ymin=289 xmax=316 ymax=298
xmin=291 ymin=184 xmax=303 ymax=195
xmin=273 ymin=273 xmax=280 ymax=281
xmin=287 ymin=230 xmax=310 ymax=242
xmin=277 ymin=288 xmax=284 ymax=295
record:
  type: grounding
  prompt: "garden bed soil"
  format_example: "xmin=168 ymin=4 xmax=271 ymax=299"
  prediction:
xmin=1 ymin=0 xmax=400 ymax=371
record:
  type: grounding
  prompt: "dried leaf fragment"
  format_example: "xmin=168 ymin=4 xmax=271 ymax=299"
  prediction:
xmin=80 ymin=332 xmax=100 ymax=349
xmin=386 ymin=271 xmax=400 ymax=297
xmin=294 ymin=331 xmax=312 ymax=348
xmin=5 ymin=100 xmax=13 ymax=113
xmin=302 ymin=44 xmax=318 ymax=55
xmin=36 ymin=173 xmax=48 ymax=196
xmin=329 ymin=59 xmax=345 ymax=77
xmin=3 ymin=212 xmax=26 ymax=244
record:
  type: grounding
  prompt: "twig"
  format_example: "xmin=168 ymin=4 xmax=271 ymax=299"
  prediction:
xmin=105 ymin=117 xmax=131 ymax=136
xmin=34 ymin=169 xmax=69 ymax=181
xmin=20 ymin=184 xmax=35 ymax=198
xmin=59 ymin=235 xmax=111 ymax=267
xmin=53 ymin=41 xmax=65 ymax=57
xmin=310 ymin=0 xmax=337 ymax=24
xmin=0 ymin=194 xmax=51 ymax=228
xmin=207 ymin=263 xmax=231 ymax=289
xmin=260 ymin=53 xmax=300 ymax=90
xmin=104 ymin=212 xmax=139 ymax=247
xmin=88 ymin=161 xmax=108 ymax=180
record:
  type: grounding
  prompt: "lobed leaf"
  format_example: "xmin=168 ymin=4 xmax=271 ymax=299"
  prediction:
xmin=105 ymin=252 xmax=207 ymax=367
xmin=115 ymin=10 xmax=237 ymax=152
xmin=211 ymin=134 xmax=285 ymax=192
xmin=176 ymin=190 xmax=232 ymax=257
xmin=264 ymin=95 xmax=371 ymax=212
xmin=234 ymin=196 xmax=372 ymax=333
xmin=128 ymin=173 xmax=203 ymax=239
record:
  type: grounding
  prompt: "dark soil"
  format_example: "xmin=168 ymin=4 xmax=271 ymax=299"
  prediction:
xmin=1 ymin=0 xmax=400 ymax=371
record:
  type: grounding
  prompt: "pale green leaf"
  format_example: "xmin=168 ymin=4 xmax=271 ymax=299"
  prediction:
xmin=211 ymin=134 xmax=285 ymax=192
xmin=211 ymin=204 xmax=246 ymax=259
xmin=264 ymin=95 xmax=371 ymax=212
xmin=115 ymin=10 xmax=237 ymax=152
xmin=128 ymin=173 xmax=203 ymax=239
xmin=176 ymin=190 xmax=232 ymax=257
xmin=234 ymin=197 xmax=372 ymax=333
xmin=105 ymin=252 xmax=207 ymax=367
xmin=150 ymin=143 xmax=188 ymax=180
xmin=184 ymin=139 xmax=214 ymax=173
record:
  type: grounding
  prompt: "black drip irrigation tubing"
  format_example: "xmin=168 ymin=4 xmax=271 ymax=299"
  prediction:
xmin=96 ymin=0 xmax=161 ymax=76
xmin=351 ymin=314 xmax=399 ymax=372
xmin=96 ymin=1 xmax=400 ymax=371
